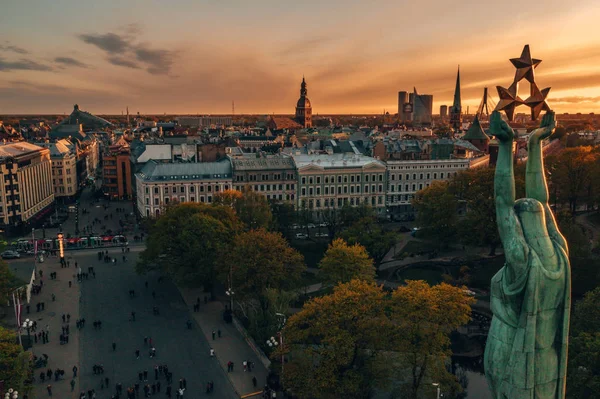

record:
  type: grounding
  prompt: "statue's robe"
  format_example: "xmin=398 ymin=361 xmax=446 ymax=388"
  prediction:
xmin=485 ymin=239 xmax=570 ymax=399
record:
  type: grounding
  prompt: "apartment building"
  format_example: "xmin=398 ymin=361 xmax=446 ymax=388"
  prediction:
xmin=291 ymin=153 xmax=387 ymax=215
xmin=0 ymin=143 xmax=54 ymax=228
xmin=35 ymin=139 xmax=78 ymax=199
xmin=135 ymin=160 xmax=233 ymax=217
xmin=231 ymin=155 xmax=297 ymax=202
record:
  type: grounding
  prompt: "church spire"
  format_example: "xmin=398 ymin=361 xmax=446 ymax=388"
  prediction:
xmin=450 ymin=66 xmax=462 ymax=131
xmin=300 ymin=76 xmax=307 ymax=97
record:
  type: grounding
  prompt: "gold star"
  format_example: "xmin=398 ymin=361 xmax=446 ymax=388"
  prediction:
xmin=495 ymin=81 xmax=523 ymax=121
xmin=510 ymin=44 xmax=542 ymax=84
xmin=524 ymin=82 xmax=551 ymax=120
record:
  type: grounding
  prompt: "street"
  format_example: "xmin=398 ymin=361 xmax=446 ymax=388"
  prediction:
xmin=78 ymin=247 xmax=238 ymax=398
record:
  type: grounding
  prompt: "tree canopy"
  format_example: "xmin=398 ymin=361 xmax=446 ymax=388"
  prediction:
xmin=214 ymin=187 xmax=274 ymax=230
xmin=338 ymin=217 xmax=396 ymax=266
xmin=318 ymin=238 xmax=375 ymax=285
xmin=412 ymin=181 xmax=458 ymax=248
xmin=0 ymin=326 xmax=30 ymax=394
xmin=136 ymin=203 xmax=241 ymax=290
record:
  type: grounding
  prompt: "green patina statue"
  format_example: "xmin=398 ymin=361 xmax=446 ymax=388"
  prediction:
xmin=484 ymin=110 xmax=570 ymax=398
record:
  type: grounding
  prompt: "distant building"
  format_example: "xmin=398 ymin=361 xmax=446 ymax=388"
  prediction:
xmin=0 ymin=143 xmax=54 ymax=230
xmin=291 ymin=153 xmax=387 ymax=216
xmin=55 ymin=104 xmax=113 ymax=131
xmin=135 ymin=160 xmax=233 ymax=217
xmin=103 ymin=137 xmax=133 ymax=200
xmin=177 ymin=116 xmax=233 ymax=128
xmin=397 ymin=89 xmax=432 ymax=125
xmin=398 ymin=91 xmax=412 ymax=123
xmin=295 ymin=77 xmax=312 ymax=128
xmin=35 ymin=140 xmax=78 ymax=200
xmin=230 ymin=154 xmax=297 ymax=202
xmin=462 ymin=115 xmax=490 ymax=153
xmin=440 ymin=105 xmax=448 ymax=118
xmin=268 ymin=116 xmax=303 ymax=132
xmin=449 ymin=67 xmax=462 ymax=131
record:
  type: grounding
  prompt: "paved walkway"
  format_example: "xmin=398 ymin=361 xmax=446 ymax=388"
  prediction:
xmin=178 ymin=287 xmax=269 ymax=397
xmin=30 ymin=252 xmax=82 ymax=399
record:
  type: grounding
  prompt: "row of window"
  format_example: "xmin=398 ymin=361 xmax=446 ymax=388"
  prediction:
xmin=146 ymin=192 xmax=296 ymax=207
xmin=388 ymin=164 xmax=466 ymax=170
xmin=52 ymin=178 xmax=73 ymax=185
xmin=52 ymin=168 xmax=72 ymax=175
xmin=301 ymin=184 xmax=384 ymax=196
xmin=144 ymin=184 xmax=230 ymax=195
xmin=390 ymin=172 xmax=452 ymax=181
xmin=301 ymin=173 xmax=384 ymax=185
xmin=301 ymin=196 xmax=384 ymax=209
xmin=389 ymin=183 xmax=429 ymax=193
xmin=233 ymin=184 xmax=295 ymax=192
xmin=235 ymin=173 xmax=295 ymax=182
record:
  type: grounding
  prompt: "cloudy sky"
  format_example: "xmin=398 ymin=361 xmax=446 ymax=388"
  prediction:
xmin=1 ymin=0 xmax=600 ymax=115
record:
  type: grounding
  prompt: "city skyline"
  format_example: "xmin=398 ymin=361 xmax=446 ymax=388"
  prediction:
xmin=2 ymin=0 xmax=600 ymax=115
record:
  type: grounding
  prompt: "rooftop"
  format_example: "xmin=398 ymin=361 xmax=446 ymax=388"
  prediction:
xmin=34 ymin=140 xmax=74 ymax=157
xmin=291 ymin=153 xmax=385 ymax=169
xmin=231 ymin=155 xmax=295 ymax=171
xmin=0 ymin=142 xmax=47 ymax=159
xmin=137 ymin=160 xmax=232 ymax=182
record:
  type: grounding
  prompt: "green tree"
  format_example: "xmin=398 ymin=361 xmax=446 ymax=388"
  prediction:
xmin=271 ymin=202 xmax=297 ymax=238
xmin=0 ymin=326 xmax=31 ymax=394
xmin=218 ymin=228 xmax=304 ymax=310
xmin=214 ymin=186 xmax=274 ymax=230
xmin=282 ymin=280 xmax=391 ymax=399
xmin=0 ymin=260 xmax=16 ymax=303
xmin=411 ymin=181 xmax=457 ymax=248
xmin=136 ymin=203 xmax=240 ymax=291
xmin=339 ymin=203 xmax=375 ymax=226
xmin=567 ymin=287 xmax=600 ymax=398
xmin=339 ymin=217 xmax=397 ymax=266
xmin=318 ymin=238 xmax=375 ymax=285
xmin=389 ymin=280 xmax=475 ymax=399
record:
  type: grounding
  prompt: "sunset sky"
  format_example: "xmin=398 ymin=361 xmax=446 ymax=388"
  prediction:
xmin=2 ymin=0 xmax=600 ymax=115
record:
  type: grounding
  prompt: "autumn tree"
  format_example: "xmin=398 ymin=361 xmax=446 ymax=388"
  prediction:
xmin=282 ymin=280 xmax=391 ymax=399
xmin=567 ymin=287 xmax=600 ymax=398
xmin=218 ymin=228 xmax=304 ymax=308
xmin=546 ymin=147 xmax=599 ymax=215
xmin=214 ymin=186 xmax=274 ymax=230
xmin=0 ymin=260 xmax=16 ymax=303
xmin=318 ymin=238 xmax=375 ymax=285
xmin=389 ymin=280 xmax=475 ymax=399
xmin=0 ymin=326 xmax=30 ymax=394
xmin=339 ymin=216 xmax=397 ymax=266
xmin=136 ymin=203 xmax=240 ymax=291
xmin=411 ymin=181 xmax=458 ymax=248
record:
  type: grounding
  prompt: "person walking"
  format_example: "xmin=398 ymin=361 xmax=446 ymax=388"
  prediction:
xmin=73 ymin=365 xmax=78 ymax=377
xmin=112 ymin=342 xmax=116 ymax=351
xmin=212 ymin=330 xmax=216 ymax=340
xmin=71 ymin=379 xmax=76 ymax=391
xmin=46 ymin=384 xmax=52 ymax=396
xmin=252 ymin=376 xmax=257 ymax=387
xmin=143 ymin=370 xmax=148 ymax=382
xmin=135 ymin=349 xmax=140 ymax=359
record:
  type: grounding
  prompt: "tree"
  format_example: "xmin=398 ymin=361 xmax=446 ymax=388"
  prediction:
xmin=339 ymin=217 xmax=397 ymax=266
xmin=389 ymin=280 xmax=475 ymax=399
xmin=318 ymin=238 xmax=375 ymax=285
xmin=271 ymin=202 xmax=297 ymax=238
xmin=433 ymin=124 xmax=453 ymax=138
xmin=339 ymin=203 xmax=375 ymax=226
xmin=567 ymin=287 xmax=600 ymax=398
xmin=282 ymin=280 xmax=391 ymax=399
xmin=0 ymin=260 xmax=15 ymax=304
xmin=0 ymin=326 xmax=30 ymax=394
xmin=214 ymin=186 xmax=274 ymax=230
xmin=412 ymin=181 xmax=457 ymax=248
xmin=218 ymin=228 xmax=304 ymax=310
xmin=136 ymin=203 xmax=240 ymax=291
xmin=546 ymin=147 xmax=599 ymax=215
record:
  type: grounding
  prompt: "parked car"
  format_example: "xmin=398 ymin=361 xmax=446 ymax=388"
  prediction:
xmin=319 ymin=222 xmax=328 ymax=227
xmin=295 ymin=233 xmax=308 ymax=240
xmin=315 ymin=232 xmax=329 ymax=238
xmin=307 ymin=223 xmax=316 ymax=229
xmin=291 ymin=224 xmax=300 ymax=230
xmin=1 ymin=250 xmax=21 ymax=259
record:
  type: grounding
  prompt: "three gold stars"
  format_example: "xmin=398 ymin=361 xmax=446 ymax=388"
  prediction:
xmin=495 ymin=45 xmax=551 ymax=121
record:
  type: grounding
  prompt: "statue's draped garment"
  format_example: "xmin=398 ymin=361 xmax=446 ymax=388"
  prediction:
xmin=485 ymin=237 xmax=570 ymax=399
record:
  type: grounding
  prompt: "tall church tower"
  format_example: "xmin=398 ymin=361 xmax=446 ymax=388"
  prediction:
xmin=449 ymin=66 xmax=462 ymax=131
xmin=295 ymin=77 xmax=312 ymax=128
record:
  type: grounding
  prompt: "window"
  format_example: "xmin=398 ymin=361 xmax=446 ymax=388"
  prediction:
xmin=302 ymin=177 xmax=306 ymax=184
xmin=337 ymin=186 xmax=342 ymax=194
xmin=309 ymin=177 xmax=313 ymax=184
xmin=356 ymin=175 xmax=360 ymax=182
xmin=419 ymin=174 xmax=423 ymax=179
xmin=145 ymin=187 xmax=149 ymax=194
xmin=316 ymin=199 xmax=321 ymax=208
xmin=325 ymin=177 xmax=329 ymax=184
xmin=154 ymin=198 xmax=159 ymax=205
xmin=302 ymin=188 xmax=306 ymax=196
xmin=317 ymin=176 xmax=321 ymax=184
xmin=145 ymin=198 xmax=149 ymax=205
xmin=164 ymin=187 xmax=168 ymax=194
xmin=165 ymin=197 xmax=170 ymax=204
xmin=154 ymin=187 xmax=159 ymax=194
xmin=372 ymin=174 xmax=376 ymax=182
xmin=398 ymin=174 xmax=402 ymax=180
xmin=433 ymin=173 xmax=437 ymax=179
xmin=207 ymin=186 xmax=212 ymax=192
xmin=412 ymin=184 xmax=416 ymax=191
xmin=350 ymin=186 xmax=354 ymax=194
xmin=440 ymin=173 xmax=445 ymax=178
xmin=379 ymin=174 xmax=383 ymax=182
xmin=419 ymin=183 xmax=423 ymax=190
xmin=337 ymin=176 xmax=342 ymax=183
xmin=190 ymin=186 xmax=195 ymax=193
xmin=413 ymin=174 xmax=416 ymax=180
xmin=200 ymin=186 xmax=205 ymax=192
xmin=309 ymin=188 xmax=313 ymax=196
xmin=180 ymin=186 xmax=185 ymax=193
xmin=378 ymin=185 xmax=383 ymax=192
xmin=316 ymin=187 xmax=320 ymax=195
xmin=365 ymin=185 xmax=369 ymax=193
xmin=427 ymin=173 xmax=430 ymax=179
xmin=180 ymin=196 xmax=185 ymax=202
xmin=343 ymin=186 xmax=348 ymax=194
xmin=390 ymin=174 xmax=395 ymax=181
xmin=356 ymin=186 xmax=361 ymax=193
xmin=208 ymin=196 xmax=212 ymax=203
xmin=172 ymin=187 xmax=177 ymax=194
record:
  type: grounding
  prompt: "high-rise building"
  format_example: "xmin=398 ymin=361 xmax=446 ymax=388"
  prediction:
xmin=440 ymin=105 xmax=448 ymax=118
xmin=398 ymin=91 xmax=410 ymax=122
xmin=449 ymin=66 xmax=462 ymax=131
xmin=295 ymin=77 xmax=312 ymax=128
xmin=413 ymin=89 xmax=433 ymax=125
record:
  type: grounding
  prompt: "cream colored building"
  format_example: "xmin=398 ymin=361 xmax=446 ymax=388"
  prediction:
xmin=0 ymin=143 xmax=54 ymax=227
xmin=231 ymin=154 xmax=297 ymax=202
xmin=135 ymin=160 xmax=233 ymax=218
xmin=291 ymin=153 xmax=387 ymax=215
xmin=35 ymin=139 xmax=78 ymax=198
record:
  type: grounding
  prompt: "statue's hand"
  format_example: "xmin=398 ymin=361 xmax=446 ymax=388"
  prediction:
xmin=490 ymin=111 xmax=515 ymax=143
xmin=529 ymin=111 xmax=556 ymax=143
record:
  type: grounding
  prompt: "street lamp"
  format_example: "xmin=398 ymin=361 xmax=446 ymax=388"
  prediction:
xmin=225 ymin=288 xmax=234 ymax=313
xmin=22 ymin=319 xmax=33 ymax=339
xmin=432 ymin=383 xmax=441 ymax=399
xmin=4 ymin=388 xmax=18 ymax=399
xmin=57 ymin=233 xmax=65 ymax=266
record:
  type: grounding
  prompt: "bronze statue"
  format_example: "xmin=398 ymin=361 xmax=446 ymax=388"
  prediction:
xmin=484 ymin=109 xmax=570 ymax=398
